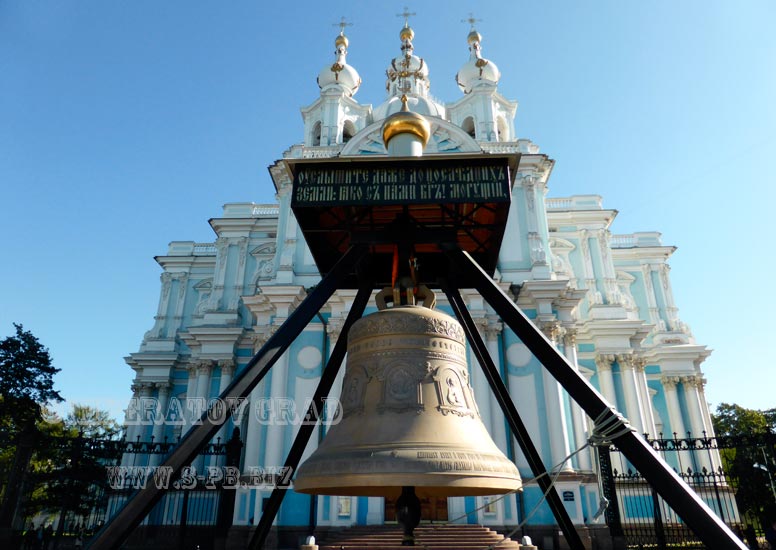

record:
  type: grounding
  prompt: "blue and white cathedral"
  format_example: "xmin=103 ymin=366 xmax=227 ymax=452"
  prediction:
xmin=120 ymin=20 xmax=722 ymax=545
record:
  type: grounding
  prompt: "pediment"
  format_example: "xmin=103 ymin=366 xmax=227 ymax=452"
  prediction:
xmin=340 ymin=117 xmax=481 ymax=156
xmin=549 ymin=237 xmax=576 ymax=251
xmin=194 ymin=279 xmax=212 ymax=291
xmin=250 ymin=244 xmax=276 ymax=257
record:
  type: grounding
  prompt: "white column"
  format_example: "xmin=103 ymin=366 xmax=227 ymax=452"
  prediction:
xmin=263 ymin=352 xmax=289 ymax=470
xmin=121 ymin=384 xmax=142 ymax=467
xmin=696 ymin=379 xmax=723 ymax=472
xmin=470 ymin=317 xmax=493 ymax=433
xmin=135 ymin=383 xmax=154 ymax=466
xmin=181 ymin=364 xmax=198 ymax=437
xmin=563 ymin=329 xmax=592 ymax=471
xmin=209 ymin=359 xmax=236 ymax=468
xmin=243 ymin=335 xmax=269 ymax=471
xmin=541 ymin=321 xmax=573 ymax=471
xmin=149 ymin=382 xmax=171 ymax=467
xmin=485 ymin=320 xmax=508 ymax=454
xmin=323 ymin=320 xmax=347 ymax=525
xmin=618 ymin=354 xmax=646 ymax=435
xmin=683 ymin=375 xmax=714 ymax=473
xmin=595 ymin=355 xmax=624 ymax=473
xmin=661 ymin=377 xmax=686 ymax=437
xmin=192 ymin=360 xmax=213 ymax=473
xmin=243 ymin=384 xmax=263 ymax=469
xmin=634 ymin=357 xmax=657 ymax=437
xmin=595 ymin=355 xmax=617 ymax=405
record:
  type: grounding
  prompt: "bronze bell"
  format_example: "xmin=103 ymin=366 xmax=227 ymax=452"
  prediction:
xmin=294 ymin=300 xmax=521 ymax=498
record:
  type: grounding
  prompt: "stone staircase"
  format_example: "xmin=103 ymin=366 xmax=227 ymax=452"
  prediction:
xmin=314 ymin=524 xmax=527 ymax=550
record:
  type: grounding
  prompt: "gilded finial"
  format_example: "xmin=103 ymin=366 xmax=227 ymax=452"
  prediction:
xmin=400 ymin=94 xmax=409 ymax=112
xmin=397 ymin=7 xmax=416 ymax=41
xmin=332 ymin=16 xmax=353 ymax=48
xmin=462 ymin=13 xmax=483 ymax=44
xmin=397 ymin=6 xmax=416 ymax=27
xmin=461 ymin=13 xmax=482 ymax=30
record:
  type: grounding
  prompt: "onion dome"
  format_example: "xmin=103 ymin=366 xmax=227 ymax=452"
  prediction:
xmin=317 ymin=30 xmax=361 ymax=97
xmin=456 ymin=27 xmax=501 ymax=93
xmin=385 ymin=23 xmax=430 ymax=98
xmin=382 ymin=94 xmax=431 ymax=149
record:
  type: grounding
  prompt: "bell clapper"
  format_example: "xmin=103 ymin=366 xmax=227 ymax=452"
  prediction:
xmin=396 ymin=486 xmax=421 ymax=546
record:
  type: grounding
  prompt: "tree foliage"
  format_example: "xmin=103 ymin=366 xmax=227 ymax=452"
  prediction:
xmin=712 ymin=403 xmax=776 ymax=523
xmin=0 ymin=323 xmax=62 ymax=431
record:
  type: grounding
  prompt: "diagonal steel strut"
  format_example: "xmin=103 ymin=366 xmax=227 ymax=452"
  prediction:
xmin=440 ymin=279 xmax=585 ymax=550
xmin=249 ymin=282 xmax=373 ymax=549
xmin=445 ymin=247 xmax=747 ymax=550
xmin=88 ymin=245 xmax=367 ymax=550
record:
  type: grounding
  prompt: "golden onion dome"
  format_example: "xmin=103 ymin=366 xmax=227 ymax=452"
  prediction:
xmin=381 ymin=95 xmax=431 ymax=147
xmin=467 ymin=30 xmax=482 ymax=44
xmin=400 ymin=24 xmax=415 ymax=41
xmin=335 ymin=33 xmax=349 ymax=48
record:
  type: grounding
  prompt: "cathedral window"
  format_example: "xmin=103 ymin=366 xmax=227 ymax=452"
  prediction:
xmin=497 ymin=116 xmax=509 ymax=141
xmin=342 ymin=120 xmax=356 ymax=143
xmin=312 ymin=121 xmax=322 ymax=146
xmin=462 ymin=116 xmax=476 ymax=139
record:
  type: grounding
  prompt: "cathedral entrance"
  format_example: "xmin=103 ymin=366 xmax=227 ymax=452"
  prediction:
xmin=384 ymin=496 xmax=448 ymax=522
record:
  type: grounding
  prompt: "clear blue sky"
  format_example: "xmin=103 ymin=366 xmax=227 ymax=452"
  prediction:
xmin=1 ymin=1 xmax=774 ymax=423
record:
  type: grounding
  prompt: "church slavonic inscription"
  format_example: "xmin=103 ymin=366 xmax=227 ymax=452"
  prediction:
xmin=292 ymin=158 xmax=510 ymax=207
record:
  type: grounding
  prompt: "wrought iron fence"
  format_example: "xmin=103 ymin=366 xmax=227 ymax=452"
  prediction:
xmin=2 ymin=429 xmax=242 ymax=549
xmin=601 ymin=431 xmax=776 ymax=550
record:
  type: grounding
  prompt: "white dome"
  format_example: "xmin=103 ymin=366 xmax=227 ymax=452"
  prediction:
xmin=456 ymin=30 xmax=501 ymax=93
xmin=317 ymin=34 xmax=361 ymax=97
xmin=373 ymin=94 xmax=444 ymax=122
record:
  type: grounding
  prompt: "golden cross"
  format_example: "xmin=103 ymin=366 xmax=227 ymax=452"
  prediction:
xmin=461 ymin=13 xmax=482 ymax=30
xmin=397 ymin=6 xmax=416 ymax=27
xmin=332 ymin=16 xmax=353 ymax=35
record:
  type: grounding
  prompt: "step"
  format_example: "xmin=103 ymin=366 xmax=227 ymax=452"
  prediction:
xmin=314 ymin=525 xmax=522 ymax=550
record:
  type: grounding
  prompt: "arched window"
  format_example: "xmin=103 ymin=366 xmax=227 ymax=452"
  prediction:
xmin=312 ymin=121 xmax=322 ymax=146
xmin=497 ymin=117 xmax=509 ymax=142
xmin=461 ymin=116 xmax=476 ymax=139
xmin=342 ymin=120 xmax=356 ymax=144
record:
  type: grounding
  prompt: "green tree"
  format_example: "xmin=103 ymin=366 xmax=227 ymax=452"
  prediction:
xmin=712 ymin=403 xmax=776 ymax=525
xmin=0 ymin=324 xmax=62 ymax=533
xmin=65 ymin=404 xmax=122 ymax=440
xmin=0 ymin=323 xmax=62 ymax=430
xmin=25 ymin=405 xmax=123 ymax=541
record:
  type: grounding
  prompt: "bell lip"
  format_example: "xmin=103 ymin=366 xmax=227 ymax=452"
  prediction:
xmin=293 ymin=475 xmax=523 ymax=498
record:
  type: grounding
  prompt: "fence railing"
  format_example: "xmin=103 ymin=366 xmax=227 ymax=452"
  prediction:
xmin=601 ymin=432 xmax=776 ymax=550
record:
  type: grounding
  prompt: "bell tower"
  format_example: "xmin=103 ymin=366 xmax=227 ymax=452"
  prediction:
xmin=301 ymin=18 xmax=371 ymax=148
xmin=448 ymin=17 xmax=517 ymax=142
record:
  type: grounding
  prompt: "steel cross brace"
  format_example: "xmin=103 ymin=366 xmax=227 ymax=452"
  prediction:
xmin=248 ymin=283 xmax=373 ymax=549
xmin=87 ymin=245 xmax=367 ymax=550
xmin=444 ymin=247 xmax=747 ymax=550
xmin=440 ymin=279 xmax=585 ymax=550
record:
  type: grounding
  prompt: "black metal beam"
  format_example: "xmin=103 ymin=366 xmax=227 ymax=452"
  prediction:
xmin=440 ymin=280 xmax=585 ymax=550
xmin=87 ymin=245 xmax=367 ymax=550
xmin=445 ymin=247 xmax=747 ymax=550
xmin=249 ymin=282 xmax=373 ymax=549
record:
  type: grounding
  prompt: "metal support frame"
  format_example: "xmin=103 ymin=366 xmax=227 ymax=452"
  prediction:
xmin=90 ymin=240 xmax=745 ymax=550
xmin=440 ymin=280 xmax=585 ymax=550
xmin=248 ymin=283 xmax=373 ymax=549
xmin=87 ymin=245 xmax=367 ymax=550
xmin=444 ymin=247 xmax=747 ymax=550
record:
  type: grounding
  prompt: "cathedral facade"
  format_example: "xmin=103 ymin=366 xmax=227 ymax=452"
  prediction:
xmin=120 ymin=20 xmax=720 ymax=542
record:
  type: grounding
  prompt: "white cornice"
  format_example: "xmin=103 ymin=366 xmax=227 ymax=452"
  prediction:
xmin=547 ymin=209 xmax=618 ymax=229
